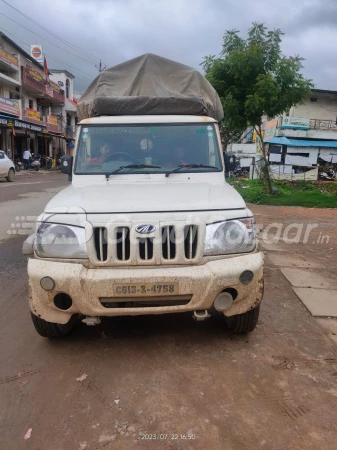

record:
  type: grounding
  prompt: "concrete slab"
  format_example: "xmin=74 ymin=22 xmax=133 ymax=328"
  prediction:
xmin=316 ymin=318 xmax=337 ymax=344
xmin=268 ymin=253 xmax=325 ymax=269
xmin=293 ymin=288 xmax=337 ymax=317
xmin=281 ymin=268 xmax=337 ymax=289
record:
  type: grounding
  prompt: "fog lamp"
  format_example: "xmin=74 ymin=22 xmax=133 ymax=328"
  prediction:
xmin=239 ymin=270 xmax=254 ymax=285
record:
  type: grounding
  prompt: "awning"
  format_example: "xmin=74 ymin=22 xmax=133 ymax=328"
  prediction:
xmin=319 ymin=149 xmax=337 ymax=163
xmin=266 ymin=137 xmax=337 ymax=148
xmin=266 ymin=136 xmax=292 ymax=146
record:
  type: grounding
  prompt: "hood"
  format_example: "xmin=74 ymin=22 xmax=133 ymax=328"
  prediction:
xmin=44 ymin=179 xmax=246 ymax=214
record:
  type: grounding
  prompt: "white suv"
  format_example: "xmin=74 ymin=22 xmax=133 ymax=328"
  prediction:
xmin=0 ymin=151 xmax=15 ymax=182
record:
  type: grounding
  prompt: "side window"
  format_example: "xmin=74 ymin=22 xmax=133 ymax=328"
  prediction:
xmin=0 ymin=152 xmax=4 ymax=159
xmin=29 ymin=99 xmax=33 ymax=109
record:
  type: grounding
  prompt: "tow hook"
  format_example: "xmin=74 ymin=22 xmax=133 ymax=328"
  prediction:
xmin=193 ymin=310 xmax=211 ymax=321
xmin=82 ymin=316 xmax=101 ymax=326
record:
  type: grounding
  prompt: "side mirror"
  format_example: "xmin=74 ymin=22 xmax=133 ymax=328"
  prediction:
xmin=61 ymin=155 xmax=73 ymax=176
xmin=224 ymin=152 xmax=236 ymax=172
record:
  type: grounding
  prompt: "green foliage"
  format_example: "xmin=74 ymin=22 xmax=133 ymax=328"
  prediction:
xmin=201 ymin=23 xmax=314 ymax=137
xmin=228 ymin=179 xmax=337 ymax=208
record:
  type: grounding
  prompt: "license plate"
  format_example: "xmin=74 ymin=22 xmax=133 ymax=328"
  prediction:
xmin=114 ymin=282 xmax=179 ymax=297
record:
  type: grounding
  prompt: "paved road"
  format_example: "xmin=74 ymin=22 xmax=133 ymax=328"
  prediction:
xmin=0 ymin=172 xmax=68 ymax=242
xmin=1 ymin=175 xmax=337 ymax=450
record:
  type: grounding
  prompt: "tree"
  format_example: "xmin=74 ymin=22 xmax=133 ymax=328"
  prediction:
xmin=201 ymin=23 xmax=313 ymax=193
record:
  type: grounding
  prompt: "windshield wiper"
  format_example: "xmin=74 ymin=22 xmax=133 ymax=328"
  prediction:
xmin=105 ymin=164 xmax=161 ymax=180
xmin=165 ymin=164 xmax=219 ymax=178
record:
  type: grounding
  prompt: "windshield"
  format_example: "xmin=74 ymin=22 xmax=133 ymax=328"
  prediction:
xmin=74 ymin=124 xmax=222 ymax=175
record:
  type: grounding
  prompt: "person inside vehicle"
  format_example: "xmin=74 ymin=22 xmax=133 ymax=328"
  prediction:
xmin=163 ymin=146 xmax=188 ymax=168
xmin=83 ymin=143 xmax=114 ymax=168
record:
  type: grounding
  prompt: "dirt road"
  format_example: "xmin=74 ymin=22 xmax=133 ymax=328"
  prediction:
xmin=1 ymin=176 xmax=337 ymax=449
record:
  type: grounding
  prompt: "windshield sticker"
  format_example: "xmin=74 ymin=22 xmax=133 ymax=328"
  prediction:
xmin=150 ymin=127 xmax=172 ymax=142
xmin=207 ymin=125 xmax=212 ymax=131
xmin=83 ymin=128 xmax=89 ymax=133
xmin=208 ymin=132 xmax=214 ymax=137
xmin=196 ymin=128 xmax=206 ymax=134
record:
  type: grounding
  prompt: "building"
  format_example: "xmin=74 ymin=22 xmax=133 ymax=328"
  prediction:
xmin=264 ymin=89 xmax=337 ymax=180
xmin=0 ymin=32 xmax=78 ymax=162
xmin=49 ymin=70 xmax=78 ymax=154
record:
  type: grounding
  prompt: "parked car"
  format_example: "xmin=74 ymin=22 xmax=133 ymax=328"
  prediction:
xmin=0 ymin=150 xmax=15 ymax=182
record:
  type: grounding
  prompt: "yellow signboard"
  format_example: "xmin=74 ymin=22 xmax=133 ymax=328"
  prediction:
xmin=47 ymin=115 xmax=58 ymax=126
xmin=26 ymin=65 xmax=44 ymax=83
xmin=26 ymin=108 xmax=41 ymax=121
xmin=0 ymin=48 xmax=18 ymax=68
xmin=49 ymin=80 xmax=61 ymax=92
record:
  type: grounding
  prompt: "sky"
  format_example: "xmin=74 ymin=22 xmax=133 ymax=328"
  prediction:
xmin=0 ymin=0 xmax=336 ymax=93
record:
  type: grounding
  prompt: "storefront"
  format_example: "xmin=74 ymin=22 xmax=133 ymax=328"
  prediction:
xmin=0 ymin=117 xmax=9 ymax=151
xmin=12 ymin=119 xmax=46 ymax=159
xmin=0 ymin=97 xmax=21 ymax=154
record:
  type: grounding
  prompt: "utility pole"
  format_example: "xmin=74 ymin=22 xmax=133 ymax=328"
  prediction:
xmin=95 ymin=59 xmax=106 ymax=73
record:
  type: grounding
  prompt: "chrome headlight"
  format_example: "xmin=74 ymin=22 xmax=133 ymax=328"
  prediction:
xmin=204 ymin=218 xmax=256 ymax=255
xmin=35 ymin=223 xmax=88 ymax=258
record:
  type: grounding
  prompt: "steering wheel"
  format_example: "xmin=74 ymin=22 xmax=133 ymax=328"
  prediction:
xmin=104 ymin=152 xmax=137 ymax=163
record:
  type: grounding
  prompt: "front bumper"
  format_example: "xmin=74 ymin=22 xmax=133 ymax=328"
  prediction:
xmin=28 ymin=252 xmax=264 ymax=324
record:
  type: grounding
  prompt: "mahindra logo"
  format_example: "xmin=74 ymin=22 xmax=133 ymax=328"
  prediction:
xmin=135 ymin=224 xmax=156 ymax=234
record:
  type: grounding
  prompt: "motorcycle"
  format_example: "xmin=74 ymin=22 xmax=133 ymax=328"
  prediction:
xmin=319 ymin=168 xmax=336 ymax=180
xmin=14 ymin=158 xmax=22 ymax=172
xmin=29 ymin=156 xmax=40 ymax=171
xmin=38 ymin=154 xmax=53 ymax=170
xmin=233 ymin=163 xmax=249 ymax=178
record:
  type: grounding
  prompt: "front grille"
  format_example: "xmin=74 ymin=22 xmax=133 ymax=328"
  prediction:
xmin=116 ymin=227 xmax=130 ymax=261
xmin=100 ymin=295 xmax=192 ymax=308
xmin=94 ymin=227 xmax=108 ymax=261
xmin=139 ymin=237 xmax=154 ymax=260
xmin=184 ymin=225 xmax=198 ymax=259
xmin=92 ymin=223 xmax=202 ymax=265
xmin=161 ymin=226 xmax=176 ymax=260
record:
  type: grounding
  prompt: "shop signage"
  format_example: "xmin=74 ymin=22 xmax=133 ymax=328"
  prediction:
xmin=0 ymin=118 xmax=9 ymax=126
xmin=14 ymin=119 xmax=45 ymax=132
xmin=26 ymin=108 xmax=42 ymax=122
xmin=0 ymin=48 xmax=19 ymax=69
xmin=26 ymin=65 xmax=44 ymax=83
xmin=282 ymin=116 xmax=309 ymax=130
xmin=0 ymin=97 xmax=20 ymax=116
xmin=47 ymin=115 xmax=58 ymax=126
xmin=50 ymin=80 xmax=61 ymax=92
xmin=25 ymin=65 xmax=61 ymax=95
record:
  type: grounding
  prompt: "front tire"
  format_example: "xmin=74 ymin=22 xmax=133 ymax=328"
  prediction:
xmin=31 ymin=312 xmax=74 ymax=338
xmin=15 ymin=164 xmax=21 ymax=172
xmin=6 ymin=168 xmax=15 ymax=182
xmin=225 ymin=305 xmax=260 ymax=333
xmin=34 ymin=165 xmax=39 ymax=171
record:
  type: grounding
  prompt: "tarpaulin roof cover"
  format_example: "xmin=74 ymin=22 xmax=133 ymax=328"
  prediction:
xmin=77 ymin=54 xmax=224 ymax=122
xmin=267 ymin=136 xmax=337 ymax=148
